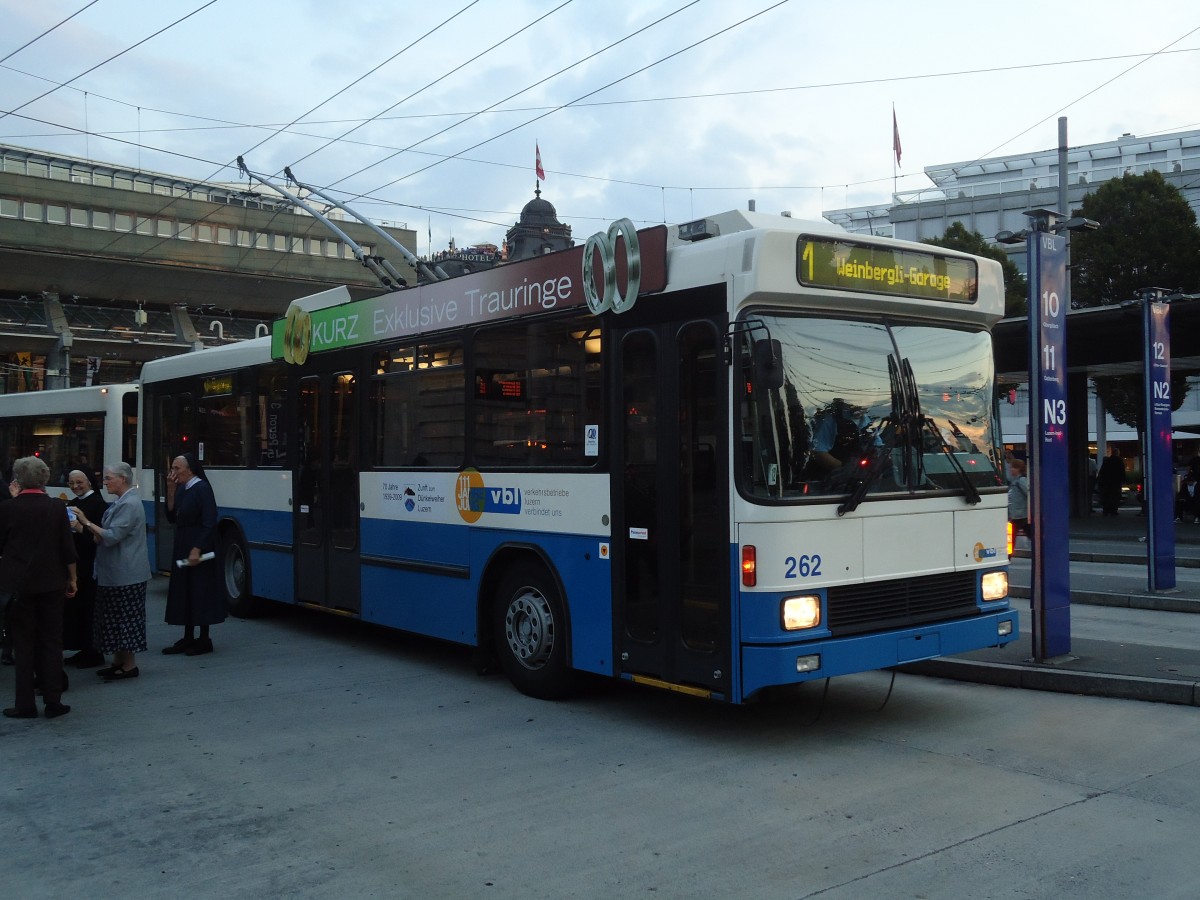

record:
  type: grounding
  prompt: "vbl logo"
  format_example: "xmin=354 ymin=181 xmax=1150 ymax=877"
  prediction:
xmin=484 ymin=486 xmax=522 ymax=514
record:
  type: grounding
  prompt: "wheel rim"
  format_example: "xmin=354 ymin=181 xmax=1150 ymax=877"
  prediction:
xmin=224 ymin=543 xmax=246 ymax=600
xmin=503 ymin=586 xmax=555 ymax=670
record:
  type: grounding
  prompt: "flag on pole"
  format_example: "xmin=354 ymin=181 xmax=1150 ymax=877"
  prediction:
xmin=892 ymin=107 xmax=902 ymax=167
xmin=536 ymin=143 xmax=546 ymax=181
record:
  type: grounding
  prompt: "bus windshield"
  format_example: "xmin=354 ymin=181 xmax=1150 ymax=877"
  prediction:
xmin=739 ymin=314 xmax=1005 ymax=502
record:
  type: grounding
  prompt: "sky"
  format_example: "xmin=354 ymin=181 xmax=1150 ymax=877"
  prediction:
xmin=1 ymin=0 xmax=1197 ymax=252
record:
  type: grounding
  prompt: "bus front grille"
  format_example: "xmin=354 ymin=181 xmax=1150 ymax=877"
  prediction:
xmin=826 ymin=571 xmax=979 ymax=637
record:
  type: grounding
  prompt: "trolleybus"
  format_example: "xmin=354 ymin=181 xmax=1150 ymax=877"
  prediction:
xmin=0 ymin=383 xmax=138 ymax=499
xmin=137 ymin=210 xmax=1018 ymax=702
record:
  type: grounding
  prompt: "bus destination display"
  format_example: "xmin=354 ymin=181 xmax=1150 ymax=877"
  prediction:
xmin=798 ymin=235 xmax=977 ymax=303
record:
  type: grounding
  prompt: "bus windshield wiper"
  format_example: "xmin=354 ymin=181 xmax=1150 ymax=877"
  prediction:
xmin=900 ymin=358 xmax=980 ymax=506
xmin=837 ymin=416 xmax=897 ymax=516
xmin=838 ymin=354 xmax=907 ymax=516
xmin=915 ymin=413 xmax=982 ymax=505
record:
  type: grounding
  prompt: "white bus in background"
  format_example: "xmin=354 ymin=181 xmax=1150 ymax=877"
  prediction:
xmin=0 ymin=383 xmax=138 ymax=500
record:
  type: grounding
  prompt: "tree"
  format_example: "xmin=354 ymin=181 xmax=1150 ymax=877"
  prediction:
xmin=1072 ymin=171 xmax=1200 ymax=433
xmin=1093 ymin=372 xmax=1189 ymax=432
xmin=923 ymin=221 xmax=1028 ymax=317
xmin=1070 ymin=170 xmax=1200 ymax=307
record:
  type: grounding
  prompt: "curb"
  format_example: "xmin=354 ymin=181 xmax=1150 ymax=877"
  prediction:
xmin=1013 ymin=550 xmax=1200 ymax=568
xmin=1008 ymin=585 xmax=1200 ymax=614
xmin=901 ymin=657 xmax=1200 ymax=706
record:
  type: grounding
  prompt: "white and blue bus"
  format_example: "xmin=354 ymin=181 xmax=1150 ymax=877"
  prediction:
xmin=138 ymin=210 xmax=1017 ymax=702
xmin=0 ymin=383 xmax=138 ymax=499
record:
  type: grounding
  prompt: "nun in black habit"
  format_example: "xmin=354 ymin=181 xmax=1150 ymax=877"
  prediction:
xmin=162 ymin=451 xmax=224 ymax=656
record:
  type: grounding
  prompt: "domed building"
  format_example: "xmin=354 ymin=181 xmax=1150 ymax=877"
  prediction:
xmin=504 ymin=188 xmax=573 ymax=261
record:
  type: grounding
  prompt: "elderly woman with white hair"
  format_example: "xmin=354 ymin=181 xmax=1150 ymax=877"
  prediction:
xmin=70 ymin=461 xmax=151 ymax=682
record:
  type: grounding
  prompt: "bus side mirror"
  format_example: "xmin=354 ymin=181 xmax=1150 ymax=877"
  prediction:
xmin=754 ymin=339 xmax=784 ymax=391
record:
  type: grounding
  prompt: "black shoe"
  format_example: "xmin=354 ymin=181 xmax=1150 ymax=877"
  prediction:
xmin=184 ymin=638 xmax=213 ymax=657
xmin=96 ymin=664 xmax=118 ymax=677
xmin=162 ymin=638 xmax=193 ymax=655
xmin=44 ymin=702 xmax=71 ymax=718
xmin=104 ymin=666 xmax=139 ymax=682
xmin=3 ymin=706 xmax=37 ymax=718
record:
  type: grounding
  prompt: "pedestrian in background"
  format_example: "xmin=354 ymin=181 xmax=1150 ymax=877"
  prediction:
xmin=70 ymin=462 xmax=150 ymax=682
xmin=1007 ymin=457 xmax=1031 ymax=545
xmin=1098 ymin=447 xmax=1126 ymax=517
xmin=64 ymin=469 xmax=107 ymax=669
xmin=162 ymin=452 xmax=224 ymax=656
xmin=0 ymin=456 xmax=78 ymax=719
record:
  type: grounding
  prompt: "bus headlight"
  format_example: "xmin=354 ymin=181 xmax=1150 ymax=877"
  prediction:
xmin=981 ymin=571 xmax=1008 ymax=601
xmin=782 ymin=595 xmax=821 ymax=630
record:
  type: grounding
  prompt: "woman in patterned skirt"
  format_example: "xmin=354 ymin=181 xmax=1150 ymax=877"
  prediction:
xmin=70 ymin=461 xmax=151 ymax=681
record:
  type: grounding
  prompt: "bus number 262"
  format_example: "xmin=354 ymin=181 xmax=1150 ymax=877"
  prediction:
xmin=784 ymin=554 xmax=822 ymax=578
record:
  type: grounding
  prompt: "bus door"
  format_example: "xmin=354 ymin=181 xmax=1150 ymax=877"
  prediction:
xmin=612 ymin=317 xmax=730 ymax=695
xmin=294 ymin=367 xmax=362 ymax=614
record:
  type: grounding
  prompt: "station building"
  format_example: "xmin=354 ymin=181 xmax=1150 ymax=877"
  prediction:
xmin=0 ymin=142 xmax=419 ymax=389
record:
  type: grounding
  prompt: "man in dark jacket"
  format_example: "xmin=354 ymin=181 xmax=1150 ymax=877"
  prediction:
xmin=0 ymin=456 xmax=78 ymax=718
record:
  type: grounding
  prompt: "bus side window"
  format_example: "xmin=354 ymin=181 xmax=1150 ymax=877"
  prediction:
xmin=255 ymin=367 xmax=288 ymax=467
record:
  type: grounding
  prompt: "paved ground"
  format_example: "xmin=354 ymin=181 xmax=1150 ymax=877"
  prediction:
xmin=3 ymin=578 xmax=1199 ymax=899
xmin=905 ymin=509 xmax=1200 ymax=704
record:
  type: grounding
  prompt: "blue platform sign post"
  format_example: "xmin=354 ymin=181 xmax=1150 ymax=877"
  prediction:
xmin=1144 ymin=296 xmax=1176 ymax=591
xmin=1028 ymin=227 xmax=1071 ymax=661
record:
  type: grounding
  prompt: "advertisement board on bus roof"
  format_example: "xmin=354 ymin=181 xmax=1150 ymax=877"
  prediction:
xmin=272 ymin=224 xmax=668 ymax=362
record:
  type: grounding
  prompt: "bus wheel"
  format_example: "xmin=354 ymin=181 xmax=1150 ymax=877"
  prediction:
xmin=493 ymin=563 xmax=575 ymax=700
xmin=221 ymin=531 xmax=261 ymax=618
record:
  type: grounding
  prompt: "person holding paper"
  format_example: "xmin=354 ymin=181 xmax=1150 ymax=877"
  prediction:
xmin=64 ymin=469 xmax=108 ymax=668
xmin=72 ymin=462 xmax=151 ymax=682
xmin=162 ymin=452 xmax=224 ymax=657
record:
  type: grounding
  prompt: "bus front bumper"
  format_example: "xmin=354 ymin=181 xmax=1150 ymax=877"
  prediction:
xmin=740 ymin=609 xmax=1019 ymax=700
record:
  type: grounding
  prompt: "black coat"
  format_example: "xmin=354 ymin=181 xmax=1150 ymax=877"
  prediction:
xmin=64 ymin=490 xmax=108 ymax=649
xmin=164 ymin=478 xmax=225 ymax=627
xmin=1097 ymin=455 xmax=1126 ymax=490
xmin=0 ymin=491 xmax=78 ymax=595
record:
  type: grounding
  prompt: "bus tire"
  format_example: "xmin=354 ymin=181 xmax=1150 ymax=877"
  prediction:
xmin=492 ymin=562 xmax=576 ymax=700
xmin=220 ymin=530 xmax=262 ymax=618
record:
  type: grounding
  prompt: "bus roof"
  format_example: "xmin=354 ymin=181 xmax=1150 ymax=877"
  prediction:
xmin=0 ymin=383 xmax=137 ymax=416
xmin=663 ymin=210 xmax=1006 ymax=325
xmin=139 ymin=336 xmax=272 ymax=384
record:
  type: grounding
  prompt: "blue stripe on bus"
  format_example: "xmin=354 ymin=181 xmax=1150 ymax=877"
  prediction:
xmin=196 ymin=509 xmax=615 ymax=679
xmin=361 ymin=519 xmax=615 ymax=678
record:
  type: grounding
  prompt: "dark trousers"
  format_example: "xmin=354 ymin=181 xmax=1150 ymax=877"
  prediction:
xmin=63 ymin=576 xmax=98 ymax=652
xmin=10 ymin=589 xmax=66 ymax=710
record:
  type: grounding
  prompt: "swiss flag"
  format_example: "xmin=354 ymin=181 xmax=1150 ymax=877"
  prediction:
xmin=536 ymin=143 xmax=546 ymax=181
